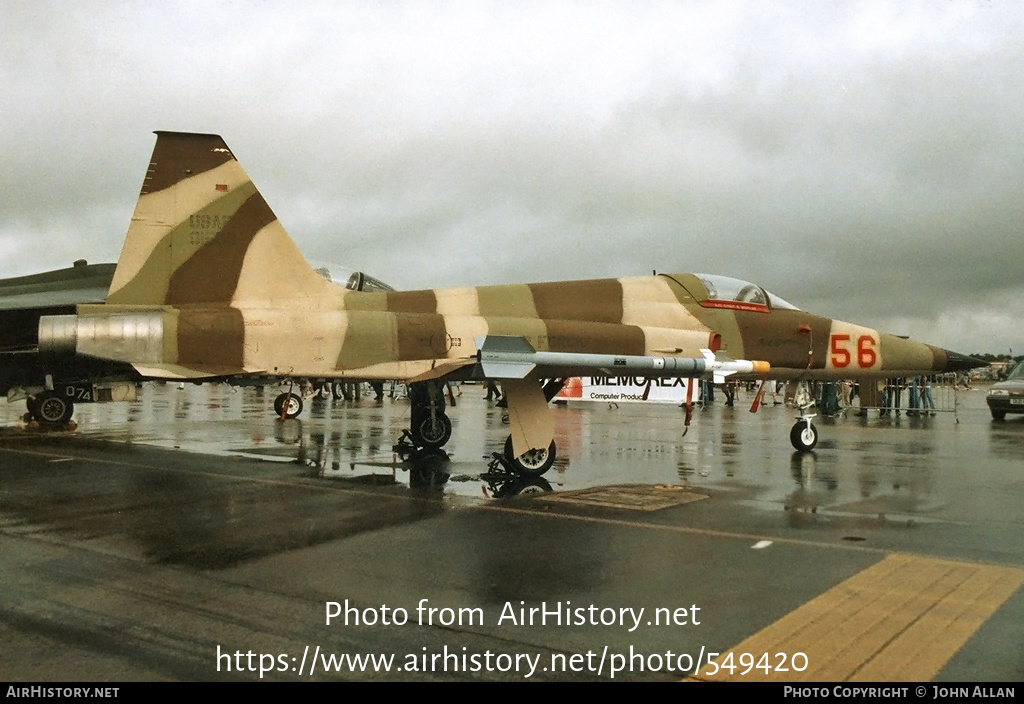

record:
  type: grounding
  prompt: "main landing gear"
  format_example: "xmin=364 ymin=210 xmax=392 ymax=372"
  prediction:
xmin=25 ymin=390 xmax=75 ymax=427
xmin=407 ymin=381 xmax=452 ymax=448
xmin=496 ymin=378 xmax=564 ymax=476
xmin=502 ymin=436 xmax=556 ymax=477
xmin=395 ymin=381 xmax=453 ymax=458
xmin=274 ymin=391 xmax=303 ymax=419
xmin=395 ymin=380 xmax=558 ymax=478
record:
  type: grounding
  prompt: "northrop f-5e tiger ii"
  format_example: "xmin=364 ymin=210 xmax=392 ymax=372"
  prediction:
xmin=33 ymin=132 xmax=979 ymax=474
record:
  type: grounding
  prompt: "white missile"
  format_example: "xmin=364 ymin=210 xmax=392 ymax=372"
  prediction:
xmin=476 ymin=335 xmax=769 ymax=381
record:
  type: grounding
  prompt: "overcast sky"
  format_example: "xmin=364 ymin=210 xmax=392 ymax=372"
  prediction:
xmin=2 ymin=1 xmax=1021 ymax=354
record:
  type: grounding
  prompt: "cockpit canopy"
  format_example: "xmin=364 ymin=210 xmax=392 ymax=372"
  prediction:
xmin=311 ymin=262 xmax=395 ymax=292
xmin=693 ymin=273 xmax=799 ymax=311
xmin=343 ymin=271 xmax=394 ymax=293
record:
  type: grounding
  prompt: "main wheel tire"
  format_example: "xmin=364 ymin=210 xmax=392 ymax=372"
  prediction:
xmin=790 ymin=421 xmax=818 ymax=451
xmin=503 ymin=436 xmax=556 ymax=477
xmin=415 ymin=413 xmax=452 ymax=448
xmin=34 ymin=391 xmax=74 ymax=426
xmin=273 ymin=392 xmax=303 ymax=419
xmin=991 ymin=409 xmax=1006 ymax=421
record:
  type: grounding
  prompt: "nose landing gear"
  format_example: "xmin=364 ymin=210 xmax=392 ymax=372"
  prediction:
xmin=790 ymin=417 xmax=818 ymax=451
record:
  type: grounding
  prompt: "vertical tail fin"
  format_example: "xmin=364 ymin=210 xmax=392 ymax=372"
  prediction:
xmin=106 ymin=131 xmax=335 ymax=306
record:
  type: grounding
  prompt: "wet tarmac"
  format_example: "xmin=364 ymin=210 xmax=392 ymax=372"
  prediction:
xmin=1 ymin=382 xmax=1021 ymax=681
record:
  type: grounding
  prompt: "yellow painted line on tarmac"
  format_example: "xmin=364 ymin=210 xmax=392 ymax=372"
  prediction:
xmin=690 ymin=554 xmax=1024 ymax=682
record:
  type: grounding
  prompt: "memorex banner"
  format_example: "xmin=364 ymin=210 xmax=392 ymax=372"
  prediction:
xmin=555 ymin=376 xmax=693 ymax=404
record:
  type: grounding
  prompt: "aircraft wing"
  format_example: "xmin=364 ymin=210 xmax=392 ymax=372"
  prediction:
xmin=0 ymin=263 xmax=115 ymax=359
xmin=129 ymin=363 xmax=268 ymax=380
xmin=0 ymin=287 xmax=110 ymax=311
xmin=406 ymin=359 xmax=478 ymax=384
xmin=0 ymin=263 xmax=114 ymax=311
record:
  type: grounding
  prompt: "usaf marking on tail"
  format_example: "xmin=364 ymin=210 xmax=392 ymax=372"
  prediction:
xmin=34 ymin=132 xmax=979 ymax=472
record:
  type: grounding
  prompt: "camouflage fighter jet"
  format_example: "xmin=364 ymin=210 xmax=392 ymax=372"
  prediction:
xmin=37 ymin=132 xmax=979 ymax=472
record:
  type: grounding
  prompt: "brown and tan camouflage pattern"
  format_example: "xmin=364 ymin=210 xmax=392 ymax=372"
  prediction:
xmin=80 ymin=132 xmax=966 ymax=386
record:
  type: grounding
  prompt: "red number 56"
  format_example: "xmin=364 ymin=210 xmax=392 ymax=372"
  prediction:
xmin=830 ymin=334 xmax=878 ymax=369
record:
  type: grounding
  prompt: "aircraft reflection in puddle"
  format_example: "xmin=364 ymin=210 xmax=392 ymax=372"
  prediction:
xmin=296 ymin=428 xmax=553 ymax=498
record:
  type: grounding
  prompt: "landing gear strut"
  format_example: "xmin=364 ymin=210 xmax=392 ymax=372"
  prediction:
xmin=493 ymin=377 xmax=560 ymax=477
xmin=789 ymin=381 xmax=818 ymax=451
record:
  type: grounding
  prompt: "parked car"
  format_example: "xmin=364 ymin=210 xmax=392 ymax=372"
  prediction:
xmin=987 ymin=360 xmax=1024 ymax=420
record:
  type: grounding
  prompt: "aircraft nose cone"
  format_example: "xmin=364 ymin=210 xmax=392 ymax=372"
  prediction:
xmin=941 ymin=348 xmax=986 ymax=372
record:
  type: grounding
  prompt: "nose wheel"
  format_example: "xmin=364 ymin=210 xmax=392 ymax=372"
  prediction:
xmin=790 ymin=419 xmax=818 ymax=451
